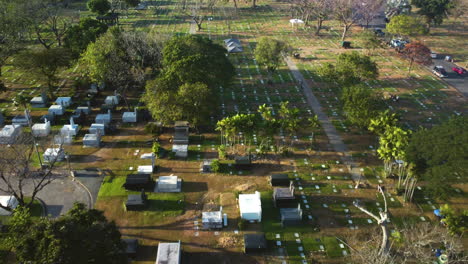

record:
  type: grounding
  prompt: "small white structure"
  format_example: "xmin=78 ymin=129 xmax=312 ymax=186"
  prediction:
xmin=89 ymin=123 xmax=106 ymax=135
xmin=30 ymin=93 xmax=48 ymax=108
xmin=48 ymin=105 xmax=65 ymax=116
xmin=12 ymin=109 xmax=31 ymax=126
xmin=61 ymin=117 xmax=80 ymax=137
xmin=155 ymin=241 xmax=181 ymax=264
xmin=202 ymin=209 xmax=223 ymax=229
xmin=95 ymin=110 xmax=112 ymax=126
xmin=32 ymin=119 xmax=51 ymax=137
xmin=83 ymin=133 xmax=101 ymax=147
xmin=137 ymin=165 xmax=153 ymax=174
xmin=76 ymin=106 xmax=91 ymax=115
xmin=43 ymin=147 xmax=65 ymax=162
xmin=55 ymin=97 xmax=72 ymax=108
xmin=0 ymin=125 xmax=22 ymax=144
xmin=122 ymin=108 xmax=137 ymax=123
xmin=289 ymin=18 xmax=305 ymax=26
xmin=239 ymin=191 xmax=262 ymax=222
xmin=156 ymin=175 xmax=182 ymax=193
xmin=224 ymin=38 xmax=243 ymax=53
xmin=105 ymin=93 xmax=119 ymax=106
xmin=172 ymin=144 xmax=188 ymax=158
xmin=0 ymin=196 xmax=19 ymax=216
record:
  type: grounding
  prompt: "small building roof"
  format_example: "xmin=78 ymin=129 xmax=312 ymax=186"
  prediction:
xmin=156 ymin=242 xmax=181 ymax=264
xmin=159 ymin=176 xmax=178 ymax=186
xmin=273 ymin=187 xmax=295 ymax=199
xmin=174 ymin=121 xmax=189 ymax=127
xmin=239 ymin=191 xmax=262 ymax=214
xmin=125 ymin=174 xmax=151 ymax=186
xmin=244 ymin=234 xmax=267 ymax=250
xmin=224 ymin=38 xmax=241 ymax=45
xmin=44 ymin=148 xmax=63 ymax=156
xmin=280 ymin=206 xmax=302 ymax=221
xmin=122 ymin=238 xmax=138 ymax=255
xmin=30 ymin=96 xmax=46 ymax=103
xmin=202 ymin=211 xmax=222 ymax=223
xmin=55 ymin=97 xmax=71 ymax=105
xmin=126 ymin=194 xmax=146 ymax=206
xmin=83 ymin=133 xmax=100 ymax=141
xmin=49 ymin=105 xmax=64 ymax=110
xmin=0 ymin=196 xmax=19 ymax=216
xmin=0 ymin=125 xmax=21 ymax=137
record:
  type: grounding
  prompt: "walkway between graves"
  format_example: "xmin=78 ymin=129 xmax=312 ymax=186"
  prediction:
xmin=284 ymin=56 xmax=364 ymax=182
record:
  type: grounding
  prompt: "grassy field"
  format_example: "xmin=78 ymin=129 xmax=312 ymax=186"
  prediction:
xmin=0 ymin=0 xmax=467 ymax=263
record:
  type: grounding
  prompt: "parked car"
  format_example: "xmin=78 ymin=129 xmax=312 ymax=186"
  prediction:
xmin=433 ymin=66 xmax=448 ymax=78
xmin=452 ymin=67 xmax=467 ymax=75
xmin=390 ymin=38 xmax=409 ymax=49
xmin=373 ymin=28 xmax=385 ymax=37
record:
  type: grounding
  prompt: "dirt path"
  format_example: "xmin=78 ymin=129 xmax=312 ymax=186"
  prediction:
xmin=284 ymin=56 xmax=364 ymax=183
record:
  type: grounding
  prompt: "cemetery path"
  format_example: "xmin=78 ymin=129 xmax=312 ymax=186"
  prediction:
xmin=284 ymin=56 xmax=365 ymax=183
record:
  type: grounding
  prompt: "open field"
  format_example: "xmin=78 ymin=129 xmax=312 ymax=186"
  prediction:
xmin=0 ymin=0 xmax=467 ymax=263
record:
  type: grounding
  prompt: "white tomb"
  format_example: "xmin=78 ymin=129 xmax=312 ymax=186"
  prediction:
xmin=137 ymin=165 xmax=153 ymax=174
xmin=239 ymin=191 xmax=262 ymax=222
xmin=105 ymin=94 xmax=119 ymax=105
xmin=48 ymin=105 xmax=65 ymax=116
xmin=61 ymin=117 xmax=80 ymax=137
xmin=156 ymin=175 xmax=182 ymax=192
xmin=32 ymin=119 xmax=51 ymax=137
xmin=83 ymin=133 xmax=101 ymax=147
xmin=12 ymin=109 xmax=31 ymax=126
xmin=89 ymin=123 xmax=105 ymax=135
xmin=55 ymin=97 xmax=72 ymax=108
xmin=172 ymin=144 xmax=188 ymax=158
xmin=95 ymin=110 xmax=112 ymax=126
xmin=122 ymin=108 xmax=137 ymax=123
xmin=0 ymin=196 xmax=19 ymax=216
xmin=30 ymin=94 xmax=48 ymax=108
xmin=0 ymin=125 xmax=22 ymax=144
xmin=43 ymin=147 xmax=65 ymax=162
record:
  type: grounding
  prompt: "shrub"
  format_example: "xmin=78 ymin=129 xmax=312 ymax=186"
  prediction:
xmin=145 ymin=122 xmax=161 ymax=136
xmin=218 ymin=145 xmax=226 ymax=160
xmin=211 ymin=159 xmax=221 ymax=173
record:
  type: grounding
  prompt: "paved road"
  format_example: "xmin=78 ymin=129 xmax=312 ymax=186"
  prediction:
xmin=430 ymin=57 xmax=467 ymax=97
xmin=284 ymin=56 xmax=364 ymax=183
xmin=0 ymin=174 xmax=90 ymax=218
xmin=74 ymin=169 xmax=104 ymax=208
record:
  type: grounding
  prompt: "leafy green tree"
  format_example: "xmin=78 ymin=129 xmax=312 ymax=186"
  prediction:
xmin=359 ymin=29 xmax=382 ymax=55
xmin=177 ymin=82 xmax=213 ymax=127
xmin=377 ymin=126 xmax=410 ymax=178
xmin=152 ymin=141 xmax=160 ymax=157
xmin=145 ymin=35 xmax=234 ymax=126
xmin=405 ymin=116 xmax=467 ymax=200
xmin=63 ymin=18 xmax=108 ymax=57
xmin=254 ymin=37 xmax=286 ymax=80
xmin=278 ymin=101 xmax=302 ymax=136
xmin=211 ymin=159 xmax=221 ymax=173
xmin=125 ymin=0 xmax=141 ymax=7
xmin=440 ymin=204 xmax=467 ymax=235
xmin=14 ymin=48 xmax=71 ymax=97
xmin=87 ymin=0 xmax=111 ymax=15
xmin=412 ymin=0 xmax=455 ymax=28
xmin=368 ymin=110 xmax=399 ymax=135
xmin=386 ymin=14 xmax=428 ymax=36
xmin=9 ymin=203 xmax=126 ymax=264
xmin=341 ymin=85 xmax=383 ymax=128
xmin=316 ymin=52 xmax=378 ymax=86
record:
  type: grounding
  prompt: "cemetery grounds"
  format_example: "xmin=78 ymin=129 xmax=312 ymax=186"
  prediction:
xmin=0 ymin=0 xmax=467 ymax=263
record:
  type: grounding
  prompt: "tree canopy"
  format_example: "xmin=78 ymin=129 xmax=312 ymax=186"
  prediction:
xmin=400 ymin=41 xmax=432 ymax=75
xmin=386 ymin=14 xmax=428 ymax=36
xmin=341 ymin=84 xmax=383 ymax=128
xmin=405 ymin=116 xmax=467 ymax=200
xmin=317 ymin=51 xmax=379 ymax=86
xmin=87 ymin=0 xmax=111 ymax=15
xmin=8 ymin=203 xmax=126 ymax=264
xmin=63 ymin=18 xmax=108 ymax=57
xmin=254 ymin=37 xmax=287 ymax=74
xmin=144 ymin=35 xmax=234 ymax=126
xmin=412 ymin=0 xmax=455 ymax=27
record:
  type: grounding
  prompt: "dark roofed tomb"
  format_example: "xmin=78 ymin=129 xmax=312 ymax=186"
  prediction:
xmin=280 ymin=204 xmax=303 ymax=227
xmin=244 ymin=233 xmax=267 ymax=253
xmin=273 ymin=181 xmax=296 ymax=208
xmin=122 ymin=238 xmax=138 ymax=259
xmin=123 ymin=174 xmax=153 ymax=190
xmin=125 ymin=191 xmax=147 ymax=211
xmin=270 ymin=173 xmax=290 ymax=186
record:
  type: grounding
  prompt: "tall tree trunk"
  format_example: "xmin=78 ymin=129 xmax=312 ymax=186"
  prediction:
xmin=252 ymin=0 xmax=256 ymax=8
xmin=379 ymin=223 xmax=389 ymax=255
xmin=233 ymin=0 xmax=238 ymax=9
xmin=341 ymin=24 xmax=350 ymax=41
xmin=315 ymin=18 xmax=323 ymax=36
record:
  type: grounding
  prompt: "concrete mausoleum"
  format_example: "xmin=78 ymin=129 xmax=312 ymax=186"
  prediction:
xmin=155 ymin=241 xmax=181 ymax=264
xmin=43 ymin=147 xmax=65 ymax=162
xmin=32 ymin=119 xmax=51 ymax=137
xmin=239 ymin=191 xmax=262 ymax=222
xmin=156 ymin=175 xmax=182 ymax=193
xmin=83 ymin=133 xmax=101 ymax=147
xmin=0 ymin=125 xmax=22 ymax=144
